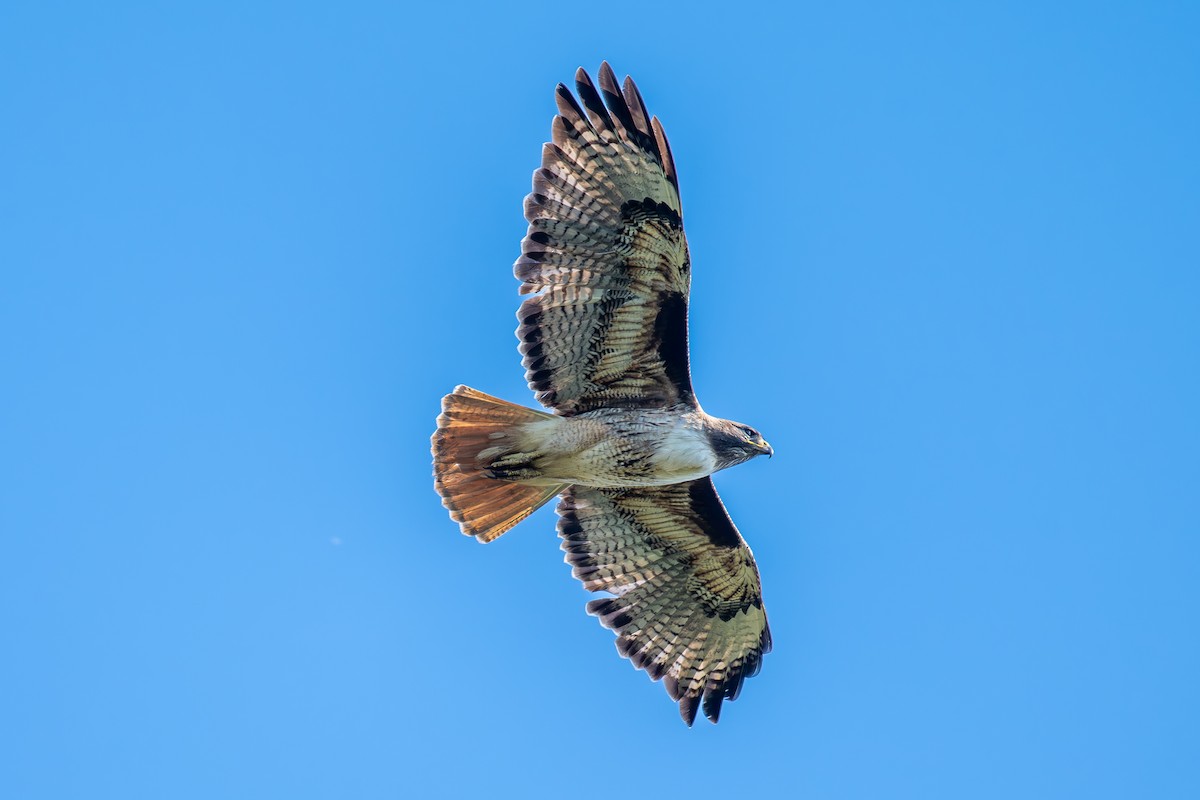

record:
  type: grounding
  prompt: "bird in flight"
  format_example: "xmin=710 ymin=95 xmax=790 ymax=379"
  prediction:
xmin=432 ymin=63 xmax=773 ymax=725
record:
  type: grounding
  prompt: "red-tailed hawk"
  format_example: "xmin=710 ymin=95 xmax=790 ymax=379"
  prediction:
xmin=431 ymin=63 xmax=773 ymax=725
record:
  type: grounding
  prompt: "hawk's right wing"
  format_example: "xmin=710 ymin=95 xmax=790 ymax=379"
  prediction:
xmin=515 ymin=63 xmax=696 ymax=416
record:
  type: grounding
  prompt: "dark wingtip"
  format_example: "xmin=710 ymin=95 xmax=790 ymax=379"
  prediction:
xmin=651 ymin=116 xmax=678 ymax=189
xmin=703 ymin=689 xmax=724 ymax=724
xmin=574 ymin=66 xmax=613 ymax=132
xmin=679 ymin=694 xmax=701 ymax=727
xmin=554 ymin=82 xmax=586 ymax=122
xmin=598 ymin=60 xmax=618 ymax=91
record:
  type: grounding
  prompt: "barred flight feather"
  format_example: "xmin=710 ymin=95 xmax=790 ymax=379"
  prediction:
xmin=559 ymin=478 xmax=771 ymax=725
xmin=516 ymin=62 xmax=693 ymax=415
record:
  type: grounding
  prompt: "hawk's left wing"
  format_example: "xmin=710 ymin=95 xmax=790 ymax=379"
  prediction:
xmin=558 ymin=478 xmax=772 ymax=725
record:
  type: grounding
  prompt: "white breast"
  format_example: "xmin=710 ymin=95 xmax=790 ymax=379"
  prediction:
xmin=650 ymin=424 xmax=717 ymax=483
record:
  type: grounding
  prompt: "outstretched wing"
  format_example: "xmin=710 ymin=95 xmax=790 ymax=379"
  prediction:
xmin=515 ymin=62 xmax=694 ymax=416
xmin=558 ymin=478 xmax=772 ymax=725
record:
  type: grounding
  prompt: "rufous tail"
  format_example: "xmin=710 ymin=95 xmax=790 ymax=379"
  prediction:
xmin=431 ymin=385 xmax=566 ymax=543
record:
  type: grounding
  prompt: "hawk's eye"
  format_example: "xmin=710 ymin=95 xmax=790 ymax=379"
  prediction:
xmin=741 ymin=426 xmax=757 ymax=439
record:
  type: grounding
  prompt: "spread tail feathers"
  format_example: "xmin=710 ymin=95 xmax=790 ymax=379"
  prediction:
xmin=431 ymin=385 xmax=567 ymax=543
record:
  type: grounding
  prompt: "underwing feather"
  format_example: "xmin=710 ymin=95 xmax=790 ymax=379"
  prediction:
xmin=516 ymin=62 xmax=693 ymax=416
xmin=559 ymin=477 xmax=771 ymax=725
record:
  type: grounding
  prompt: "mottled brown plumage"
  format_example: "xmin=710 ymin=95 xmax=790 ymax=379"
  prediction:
xmin=432 ymin=63 xmax=774 ymax=725
xmin=515 ymin=64 xmax=692 ymax=414
xmin=561 ymin=479 xmax=771 ymax=725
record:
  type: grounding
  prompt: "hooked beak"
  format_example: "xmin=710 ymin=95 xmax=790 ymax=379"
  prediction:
xmin=760 ymin=440 xmax=773 ymax=458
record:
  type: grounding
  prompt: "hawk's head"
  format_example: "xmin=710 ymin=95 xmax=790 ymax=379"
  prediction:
xmin=707 ymin=418 xmax=773 ymax=471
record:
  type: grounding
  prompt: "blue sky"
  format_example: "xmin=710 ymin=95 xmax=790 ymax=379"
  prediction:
xmin=2 ymin=1 xmax=1198 ymax=797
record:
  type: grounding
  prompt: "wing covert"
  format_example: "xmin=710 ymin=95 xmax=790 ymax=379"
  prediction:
xmin=516 ymin=63 xmax=695 ymax=415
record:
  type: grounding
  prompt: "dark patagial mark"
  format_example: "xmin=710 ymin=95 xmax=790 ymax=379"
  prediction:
xmin=687 ymin=479 xmax=742 ymax=550
xmin=651 ymin=291 xmax=694 ymax=402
